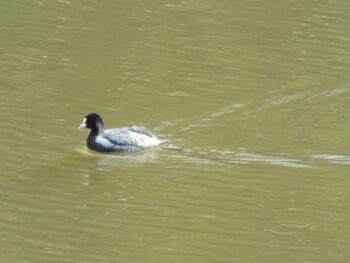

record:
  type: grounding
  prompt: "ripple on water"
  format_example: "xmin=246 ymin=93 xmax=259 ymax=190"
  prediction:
xmin=169 ymin=146 xmax=314 ymax=169
xmin=311 ymin=154 xmax=350 ymax=165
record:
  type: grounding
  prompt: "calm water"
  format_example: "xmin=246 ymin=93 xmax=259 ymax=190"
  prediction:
xmin=1 ymin=1 xmax=350 ymax=262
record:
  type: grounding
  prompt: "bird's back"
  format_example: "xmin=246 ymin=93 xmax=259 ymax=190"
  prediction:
xmin=103 ymin=126 xmax=160 ymax=149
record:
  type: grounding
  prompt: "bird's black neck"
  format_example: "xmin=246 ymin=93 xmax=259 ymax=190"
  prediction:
xmin=89 ymin=127 xmax=102 ymax=136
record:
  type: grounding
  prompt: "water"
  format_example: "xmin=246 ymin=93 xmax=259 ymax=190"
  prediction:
xmin=1 ymin=1 xmax=350 ymax=262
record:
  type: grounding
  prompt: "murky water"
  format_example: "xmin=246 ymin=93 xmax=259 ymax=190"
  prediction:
xmin=1 ymin=1 xmax=350 ymax=262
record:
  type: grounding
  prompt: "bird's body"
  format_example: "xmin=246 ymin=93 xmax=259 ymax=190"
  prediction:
xmin=79 ymin=113 xmax=161 ymax=152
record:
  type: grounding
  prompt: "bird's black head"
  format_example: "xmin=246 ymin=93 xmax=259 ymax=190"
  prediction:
xmin=78 ymin=113 xmax=104 ymax=134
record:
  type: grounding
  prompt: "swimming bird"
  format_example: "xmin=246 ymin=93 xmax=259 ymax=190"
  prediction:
xmin=78 ymin=113 xmax=161 ymax=152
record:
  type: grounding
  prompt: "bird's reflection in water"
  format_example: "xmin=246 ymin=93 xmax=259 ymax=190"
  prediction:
xmin=77 ymin=147 xmax=161 ymax=186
